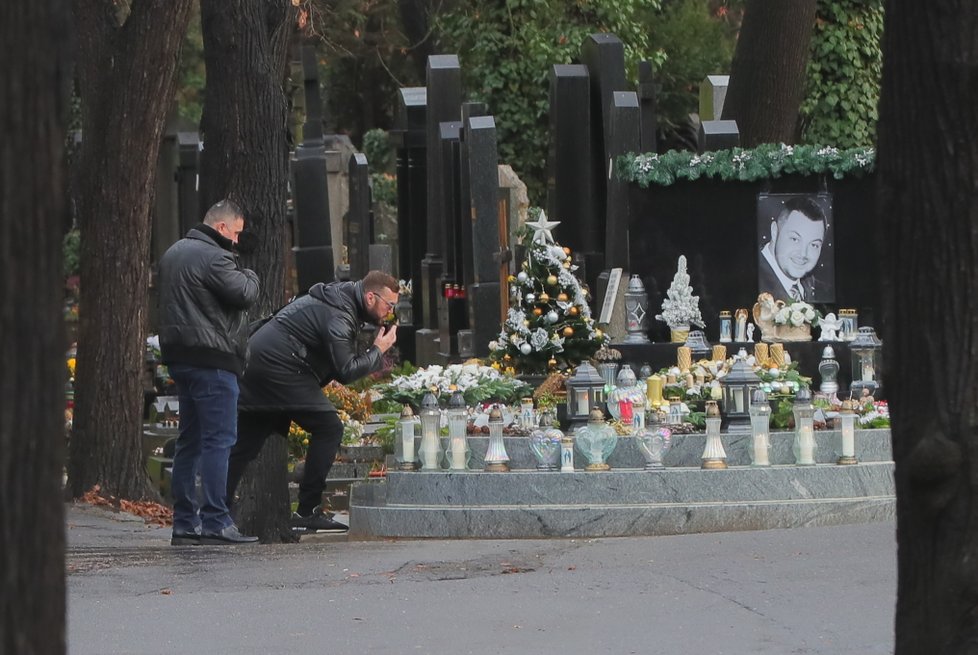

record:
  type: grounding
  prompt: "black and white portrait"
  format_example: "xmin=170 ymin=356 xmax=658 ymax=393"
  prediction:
xmin=757 ymin=193 xmax=835 ymax=304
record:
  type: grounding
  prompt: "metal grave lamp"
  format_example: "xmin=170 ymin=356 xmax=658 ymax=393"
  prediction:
xmin=850 ymin=327 xmax=883 ymax=399
xmin=607 ymin=364 xmax=644 ymax=429
xmin=792 ymin=387 xmax=816 ymax=466
xmin=836 ymin=399 xmax=859 ymax=465
xmin=445 ymin=389 xmax=470 ymax=471
xmin=818 ymin=345 xmax=840 ymax=395
xmin=395 ymin=294 xmax=413 ymax=326
xmin=566 ymin=361 xmax=605 ymax=431
xmin=418 ymin=388 xmax=444 ymax=470
xmin=574 ymin=409 xmax=618 ymax=471
xmin=701 ymin=401 xmax=727 ymax=469
xmin=395 ymin=405 xmax=420 ymax=471
xmin=748 ymin=389 xmax=771 ymax=467
xmin=623 ymin=274 xmax=651 ymax=344
xmin=720 ymin=349 xmax=761 ymax=432
xmin=484 ymin=405 xmax=510 ymax=472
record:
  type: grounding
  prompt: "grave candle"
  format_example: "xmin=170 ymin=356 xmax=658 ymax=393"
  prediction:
xmin=677 ymin=347 xmax=692 ymax=372
xmin=560 ymin=436 xmax=575 ymax=472
xmin=450 ymin=436 xmax=467 ymax=470
xmin=575 ymin=389 xmax=590 ymax=414
xmin=712 ymin=345 xmax=727 ymax=362
xmin=754 ymin=342 xmax=769 ymax=365
xmin=770 ymin=343 xmax=786 ymax=369
xmin=401 ymin=423 xmax=415 ymax=463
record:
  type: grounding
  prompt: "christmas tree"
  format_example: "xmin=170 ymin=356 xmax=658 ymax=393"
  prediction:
xmin=488 ymin=212 xmax=606 ymax=373
xmin=655 ymin=255 xmax=705 ymax=330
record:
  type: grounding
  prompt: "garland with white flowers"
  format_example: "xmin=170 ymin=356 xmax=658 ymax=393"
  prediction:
xmin=616 ymin=143 xmax=875 ymax=188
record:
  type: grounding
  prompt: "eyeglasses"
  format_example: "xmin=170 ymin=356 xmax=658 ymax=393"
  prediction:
xmin=373 ymin=293 xmax=397 ymax=313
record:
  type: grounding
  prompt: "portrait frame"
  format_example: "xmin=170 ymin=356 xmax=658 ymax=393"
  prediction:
xmin=757 ymin=192 xmax=836 ymax=304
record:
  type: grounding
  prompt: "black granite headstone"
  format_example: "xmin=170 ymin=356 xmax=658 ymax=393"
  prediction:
xmin=436 ymin=121 xmax=466 ymax=362
xmin=604 ymin=91 xmax=640 ymax=271
xmin=346 ymin=152 xmax=371 ymax=279
xmin=698 ymin=120 xmax=740 ymax=153
xmin=421 ymin=54 xmax=461 ymax=330
xmin=464 ymin=115 xmax=503 ymax=357
xmin=390 ymin=86 xmax=427 ymax=341
xmin=580 ymin=33 xmax=628 ymax=290
xmin=176 ymin=132 xmax=200 ymax=234
xmin=637 ymin=61 xmax=658 ymax=154
xmin=546 ymin=64 xmax=599 ymax=259
xmin=458 ymin=101 xmax=487 ymax=288
xmin=291 ymin=43 xmax=333 ymax=291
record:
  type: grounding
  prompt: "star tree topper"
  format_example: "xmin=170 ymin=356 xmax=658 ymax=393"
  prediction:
xmin=526 ymin=211 xmax=561 ymax=244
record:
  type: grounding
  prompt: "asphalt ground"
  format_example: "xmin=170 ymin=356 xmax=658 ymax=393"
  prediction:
xmin=66 ymin=503 xmax=895 ymax=655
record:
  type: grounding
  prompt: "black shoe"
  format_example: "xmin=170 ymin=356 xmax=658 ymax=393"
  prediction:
xmin=199 ymin=524 xmax=259 ymax=545
xmin=170 ymin=529 xmax=201 ymax=546
xmin=291 ymin=507 xmax=349 ymax=534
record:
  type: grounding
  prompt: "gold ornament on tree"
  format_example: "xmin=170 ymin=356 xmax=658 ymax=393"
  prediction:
xmin=547 ymin=275 xmax=558 ymax=286
xmin=562 ymin=326 xmax=574 ymax=337
xmin=533 ymin=307 xmax=543 ymax=316
xmin=557 ymin=292 xmax=568 ymax=302
xmin=539 ymin=292 xmax=549 ymax=303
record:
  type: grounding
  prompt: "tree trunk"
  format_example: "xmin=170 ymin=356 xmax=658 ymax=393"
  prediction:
xmin=199 ymin=0 xmax=297 ymax=543
xmin=877 ymin=2 xmax=978 ymax=653
xmin=721 ymin=0 xmax=817 ymax=146
xmin=67 ymin=0 xmax=194 ymax=500
xmin=0 ymin=2 xmax=70 ymax=653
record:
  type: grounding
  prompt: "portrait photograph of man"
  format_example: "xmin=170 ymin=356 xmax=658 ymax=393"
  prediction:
xmin=757 ymin=193 xmax=835 ymax=304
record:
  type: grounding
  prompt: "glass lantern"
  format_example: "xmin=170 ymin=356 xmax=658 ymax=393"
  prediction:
xmin=720 ymin=350 xmax=761 ymax=432
xmin=792 ymin=387 xmax=816 ymax=466
xmin=684 ymin=330 xmax=712 ymax=360
xmin=635 ymin=426 xmax=672 ymax=470
xmin=566 ymin=361 xmax=605 ymax=432
xmin=701 ymin=401 xmax=727 ymax=469
xmin=574 ymin=409 xmax=618 ymax=471
xmin=395 ymin=295 xmax=413 ymax=326
xmin=418 ymin=389 xmax=443 ymax=470
xmin=484 ymin=405 xmax=510 ymax=472
xmin=607 ymin=365 xmax=645 ymax=428
xmin=836 ymin=399 xmax=858 ymax=465
xmin=748 ymin=389 xmax=771 ymax=467
xmin=596 ymin=361 xmax=620 ymax=400
xmin=528 ymin=409 xmax=562 ymax=471
xmin=444 ymin=389 xmax=470 ymax=471
xmin=394 ymin=405 xmax=420 ymax=471
xmin=850 ymin=327 xmax=882 ymax=399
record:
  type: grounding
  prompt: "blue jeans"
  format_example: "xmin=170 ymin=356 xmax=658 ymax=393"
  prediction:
xmin=168 ymin=364 xmax=239 ymax=534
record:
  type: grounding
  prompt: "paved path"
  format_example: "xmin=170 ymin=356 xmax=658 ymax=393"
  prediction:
xmin=66 ymin=503 xmax=895 ymax=654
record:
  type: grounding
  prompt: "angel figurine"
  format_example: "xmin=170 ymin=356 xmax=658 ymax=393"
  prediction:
xmin=818 ymin=312 xmax=844 ymax=342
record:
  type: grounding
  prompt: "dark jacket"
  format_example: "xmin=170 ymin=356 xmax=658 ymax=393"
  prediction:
xmin=238 ymin=280 xmax=383 ymax=411
xmin=158 ymin=224 xmax=260 ymax=375
xmin=757 ymin=253 xmax=832 ymax=304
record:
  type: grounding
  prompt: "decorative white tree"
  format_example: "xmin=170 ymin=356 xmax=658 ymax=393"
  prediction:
xmin=655 ymin=255 xmax=705 ymax=329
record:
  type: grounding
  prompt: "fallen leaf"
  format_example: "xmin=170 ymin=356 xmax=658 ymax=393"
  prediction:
xmin=160 ymin=588 xmax=172 ymax=595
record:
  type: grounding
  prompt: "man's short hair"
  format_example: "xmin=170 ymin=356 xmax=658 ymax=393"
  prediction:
xmin=204 ymin=199 xmax=244 ymax=226
xmin=362 ymin=270 xmax=398 ymax=295
xmin=775 ymin=196 xmax=826 ymax=228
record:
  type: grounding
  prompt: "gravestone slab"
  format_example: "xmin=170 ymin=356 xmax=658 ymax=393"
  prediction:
xmin=346 ymin=152 xmax=371 ymax=279
xmin=637 ymin=61 xmax=658 ymax=153
xmin=547 ymin=64 xmax=599 ymax=258
xmin=465 ymin=115 xmax=503 ymax=357
xmin=699 ymin=74 xmax=729 ymax=121
xmin=176 ymin=132 xmax=200 ymax=233
xmin=292 ymin=245 xmax=334 ymax=290
xmin=391 ymin=86 xmax=427 ymax=359
xmin=698 ymin=119 xmax=740 ymax=152
xmin=458 ymin=102 xmax=487 ymax=287
xmin=368 ymin=244 xmax=393 ymax=274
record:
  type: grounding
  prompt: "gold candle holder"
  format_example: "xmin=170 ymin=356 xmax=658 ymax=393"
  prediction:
xmin=711 ymin=345 xmax=727 ymax=362
xmin=677 ymin=346 xmax=692 ymax=372
xmin=754 ymin=342 xmax=769 ymax=365
xmin=770 ymin=343 xmax=786 ymax=369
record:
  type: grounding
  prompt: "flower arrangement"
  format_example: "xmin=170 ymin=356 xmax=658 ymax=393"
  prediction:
xmin=323 ymin=381 xmax=372 ymax=422
xmin=655 ymin=255 xmax=705 ymax=332
xmin=376 ymin=363 xmax=530 ymax=408
xmin=773 ymin=301 xmax=821 ymax=328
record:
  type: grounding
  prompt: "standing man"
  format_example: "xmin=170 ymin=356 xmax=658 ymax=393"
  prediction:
xmin=158 ymin=199 xmax=260 ymax=545
xmin=227 ymin=271 xmax=399 ymax=534
xmin=758 ymin=196 xmax=832 ymax=303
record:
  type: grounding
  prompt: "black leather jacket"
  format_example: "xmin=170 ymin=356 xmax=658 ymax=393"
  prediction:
xmin=238 ymin=280 xmax=383 ymax=411
xmin=157 ymin=225 xmax=260 ymax=375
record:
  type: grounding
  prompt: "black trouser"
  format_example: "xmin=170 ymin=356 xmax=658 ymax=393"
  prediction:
xmin=227 ymin=410 xmax=344 ymax=516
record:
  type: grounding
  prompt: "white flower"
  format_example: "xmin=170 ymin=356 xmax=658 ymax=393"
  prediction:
xmin=530 ymin=328 xmax=549 ymax=350
xmin=790 ymin=310 xmax=805 ymax=327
